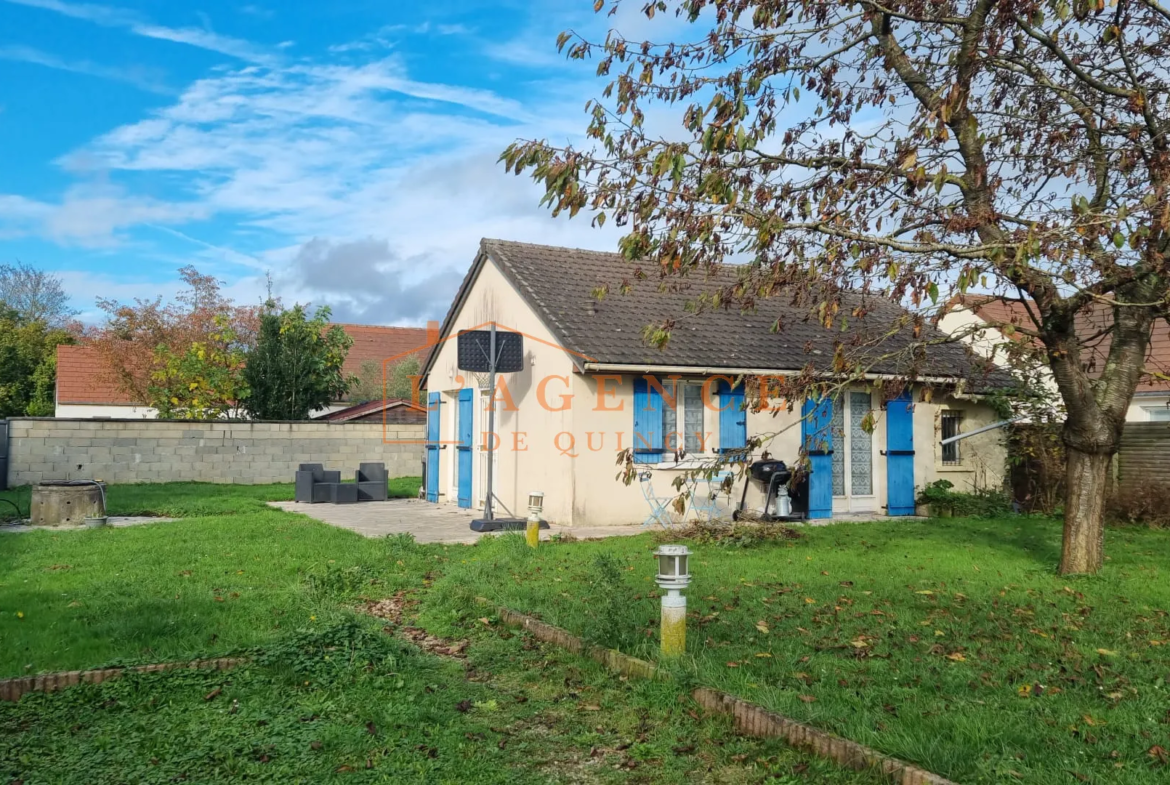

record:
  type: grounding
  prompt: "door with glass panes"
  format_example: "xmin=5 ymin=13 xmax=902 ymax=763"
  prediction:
xmin=830 ymin=391 xmax=877 ymax=512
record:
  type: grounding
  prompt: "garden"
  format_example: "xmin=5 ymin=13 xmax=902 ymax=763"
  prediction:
xmin=1 ymin=481 xmax=1168 ymax=783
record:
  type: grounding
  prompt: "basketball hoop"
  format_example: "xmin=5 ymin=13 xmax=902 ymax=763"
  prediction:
xmin=471 ymin=371 xmax=492 ymax=391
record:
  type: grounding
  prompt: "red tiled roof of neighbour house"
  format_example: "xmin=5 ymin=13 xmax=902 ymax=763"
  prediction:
xmin=954 ymin=294 xmax=1170 ymax=393
xmin=56 ymin=323 xmax=442 ymax=408
xmin=332 ymin=324 xmax=432 ymax=377
xmin=55 ymin=344 xmax=139 ymax=405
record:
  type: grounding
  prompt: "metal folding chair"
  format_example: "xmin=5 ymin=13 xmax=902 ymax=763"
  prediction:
xmin=639 ymin=471 xmax=675 ymax=528
xmin=690 ymin=469 xmax=736 ymax=522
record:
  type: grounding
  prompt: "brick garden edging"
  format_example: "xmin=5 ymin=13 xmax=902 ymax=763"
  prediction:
xmin=494 ymin=606 xmax=958 ymax=785
xmin=0 ymin=657 xmax=248 ymax=702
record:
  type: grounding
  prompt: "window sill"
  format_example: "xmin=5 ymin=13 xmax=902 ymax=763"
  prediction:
xmin=935 ymin=465 xmax=972 ymax=473
xmin=650 ymin=456 xmax=719 ymax=470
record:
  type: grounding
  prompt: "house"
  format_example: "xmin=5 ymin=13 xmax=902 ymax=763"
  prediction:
xmin=321 ymin=398 xmax=426 ymax=424
xmin=939 ymin=296 xmax=1170 ymax=421
xmin=54 ymin=323 xmax=436 ymax=419
xmin=419 ymin=239 xmax=1014 ymax=526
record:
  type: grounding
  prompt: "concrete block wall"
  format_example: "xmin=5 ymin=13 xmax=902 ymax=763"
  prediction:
xmin=3 ymin=418 xmax=425 ymax=486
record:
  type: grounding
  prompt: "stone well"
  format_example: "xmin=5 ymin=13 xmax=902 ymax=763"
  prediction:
xmin=29 ymin=481 xmax=106 ymax=527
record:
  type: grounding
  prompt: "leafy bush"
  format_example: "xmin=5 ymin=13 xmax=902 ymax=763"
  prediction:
xmin=1107 ymin=484 xmax=1170 ymax=528
xmin=658 ymin=520 xmax=802 ymax=548
xmin=918 ymin=480 xmax=1014 ymax=518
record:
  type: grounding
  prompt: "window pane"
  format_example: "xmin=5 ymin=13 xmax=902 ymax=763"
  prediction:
xmin=941 ymin=411 xmax=961 ymax=464
xmin=850 ymin=392 xmax=873 ymax=495
xmin=661 ymin=381 xmax=678 ymax=452
xmin=831 ymin=399 xmax=846 ymax=496
xmin=684 ymin=384 xmax=705 ymax=453
xmin=1147 ymin=407 xmax=1170 ymax=422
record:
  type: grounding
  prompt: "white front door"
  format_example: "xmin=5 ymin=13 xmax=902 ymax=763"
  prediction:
xmin=831 ymin=391 xmax=877 ymax=513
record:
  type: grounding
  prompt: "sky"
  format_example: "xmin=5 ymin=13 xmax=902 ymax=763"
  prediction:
xmin=0 ymin=0 xmax=683 ymax=325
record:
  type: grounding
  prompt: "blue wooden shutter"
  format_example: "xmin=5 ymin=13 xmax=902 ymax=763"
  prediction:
xmin=718 ymin=380 xmax=747 ymax=456
xmin=885 ymin=391 xmax=916 ymax=515
xmin=802 ymin=396 xmax=834 ymax=519
xmin=456 ymin=389 xmax=474 ymax=508
xmin=632 ymin=376 xmax=663 ymax=464
xmin=425 ymin=392 xmax=441 ymax=503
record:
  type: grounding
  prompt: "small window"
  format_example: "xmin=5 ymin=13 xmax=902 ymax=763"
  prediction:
xmin=1145 ymin=406 xmax=1170 ymax=422
xmin=940 ymin=411 xmax=962 ymax=465
xmin=661 ymin=380 xmax=707 ymax=454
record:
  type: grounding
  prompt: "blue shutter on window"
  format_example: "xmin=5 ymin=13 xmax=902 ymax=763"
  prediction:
xmin=632 ymin=376 xmax=663 ymax=464
xmin=718 ymin=380 xmax=747 ymax=457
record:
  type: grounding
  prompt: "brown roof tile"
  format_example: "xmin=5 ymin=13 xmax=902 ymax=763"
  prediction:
xmin=958 ymin=295 xmax=1170 ymax=393
xmin=56 ymin=345 xmax=137 ymax=405
xmin=429 ymin=239 xmax=1014 ymax=391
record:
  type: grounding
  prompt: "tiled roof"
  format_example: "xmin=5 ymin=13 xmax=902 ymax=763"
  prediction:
xmin=56 ymin=324 xmax=435 ymax=406
xmin=321 ymin=398 xmax=425 ymax=422
xmin=332 ymin=324 xmax=430 ymax=377
xmin=957 ymin=295 xmax=1170 ymax=393
xmin=462 ymin=239 xmax=1013 ymax=390
xmin=55 ymin=345 xmax=137 ymax=405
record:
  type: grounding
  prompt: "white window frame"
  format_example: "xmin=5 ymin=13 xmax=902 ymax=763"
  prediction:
xmin=831 ymin=391 xmax=878 ymax=513
xmin=659 ymin=380 xmax=712 ymax=459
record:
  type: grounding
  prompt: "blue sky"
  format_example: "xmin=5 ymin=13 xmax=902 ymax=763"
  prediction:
xmin=0 ymin=0 xmax=680 ymax=324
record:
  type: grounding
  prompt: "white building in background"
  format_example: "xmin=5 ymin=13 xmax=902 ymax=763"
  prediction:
xmin=938 ymin=296 xmax=1170 ymax=422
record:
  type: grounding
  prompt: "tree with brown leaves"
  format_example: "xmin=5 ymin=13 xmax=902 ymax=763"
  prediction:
xmin=503 ymin=0 xmax=1170 ymax=574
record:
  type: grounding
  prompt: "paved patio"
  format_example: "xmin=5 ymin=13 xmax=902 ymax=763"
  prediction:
xmin=268 ymin=498 xmax=650 ymax=544
xmin=268 ymin=499 xmax=906 ymax=544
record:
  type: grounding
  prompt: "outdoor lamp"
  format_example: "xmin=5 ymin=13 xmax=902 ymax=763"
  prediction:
xmin=653 ymin=544 xmax=692 ymax=657
xmin=526 ymin=491 xmax=544 ymax=548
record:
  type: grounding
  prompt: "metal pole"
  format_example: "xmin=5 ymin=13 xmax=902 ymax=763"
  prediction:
xmin=938 ymin=417 xmax=1022 ymax=446
xmin=485 ymin=323 xmax=497 ymax=521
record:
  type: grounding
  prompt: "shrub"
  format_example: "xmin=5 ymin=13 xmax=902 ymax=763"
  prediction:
xmin=1107 ymin=484 xmax=1170 ymax=528
xmin=917 ymin=480 xmax=1014 ymax=518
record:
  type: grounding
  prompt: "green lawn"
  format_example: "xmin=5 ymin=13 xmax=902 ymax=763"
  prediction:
xmin=2 ymin=481 xmax=1168 ymax=783
xmin=0 ymin=481 xmax=874 ymax=784
xmin=1 ymin=619 xmax=874 ymax=784
xmin=421 ymin=520 xmax=1170 ymax=785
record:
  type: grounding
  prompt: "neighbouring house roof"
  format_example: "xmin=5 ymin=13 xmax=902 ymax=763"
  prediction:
xmin=953 ymin=294 xmax=1170 ymax=393
xmin=426 ymin=238 xmax=1014 ymax=391
xmin=56 ymin=324 xmax=436 ymax=407
xmin=56 ymin=344 xmax=138 ymax=406
xmin=321 ymin=398 xmax=426 ymax=423
xmin=333 ymin=323 xmax=431 ymax=379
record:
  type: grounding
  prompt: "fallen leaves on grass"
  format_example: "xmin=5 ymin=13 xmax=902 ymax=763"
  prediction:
xmin=798 ymin=694 xmax=816 ymax=703
xmin=203 ymin=687 xmax=222 ymax=702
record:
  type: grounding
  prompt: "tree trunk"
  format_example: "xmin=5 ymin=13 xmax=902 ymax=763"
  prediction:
xmin=1059 ymin=447 xmax=1112 ymax=575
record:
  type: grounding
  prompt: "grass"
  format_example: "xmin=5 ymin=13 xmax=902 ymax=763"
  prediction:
xmin=0 ymin=480 xmax=426 ymax=674
xmin=0 ymin=618 xmax=879 ymax=784
xmin=422 ymin=519 xmax=1170 ymax=784
xmin=0 ymin=481 xmax=873 ymax=785
xmin=3 ymin=480 xmax=1168 ymax=782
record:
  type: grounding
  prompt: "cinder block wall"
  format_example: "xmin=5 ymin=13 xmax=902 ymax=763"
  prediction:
xmin=3 ymin=418 xmax=425 ymax=486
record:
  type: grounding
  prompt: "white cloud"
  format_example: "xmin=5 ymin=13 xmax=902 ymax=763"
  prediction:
xmin=9 ymin=5 xmax=636 ymax=323
xmin=3 ymin=0 xmax=271 ymax=62
xmin=0 ymin=44 xmax=171 ymax=93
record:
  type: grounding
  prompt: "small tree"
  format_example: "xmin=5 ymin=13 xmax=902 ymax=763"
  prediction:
xmin=242 ymin=303 xmax=354 ymax=420
xmin=0 ymin=261 xmax=78 ymax=327
xmin=148 ymin=316 xmax=248 ymax=420
xmin=90 ymin=266 xmax=260 ymax=404
xmin=350 ymin=356 xmax=423 ymax=404
xmin=0 ymin=305 xmax=76 ymax=417
xmin=504 ymin=0 xmax=1170 ymax=575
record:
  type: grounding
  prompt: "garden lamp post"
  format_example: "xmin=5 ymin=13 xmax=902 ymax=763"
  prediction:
xmin=526 ymin=491 xmax=544 ymax=548
xmin=653 ymin=544 xmax=691 ymax=657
